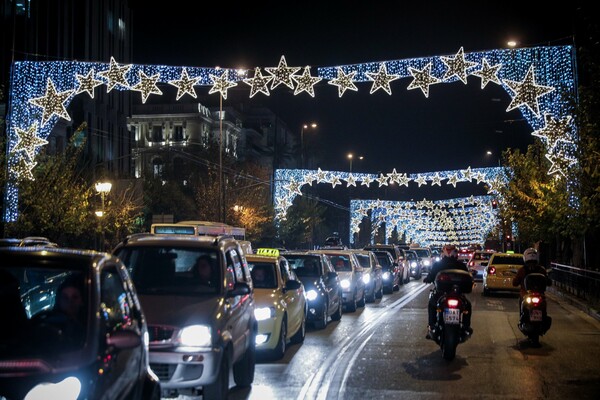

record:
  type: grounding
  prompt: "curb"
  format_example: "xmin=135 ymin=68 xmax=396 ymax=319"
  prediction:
xmin=548 ymin=287 xmax=600 ymax=322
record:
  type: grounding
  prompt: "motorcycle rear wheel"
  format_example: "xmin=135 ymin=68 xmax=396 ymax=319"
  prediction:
xmin=441 ymin=325 xmax=459 ymax=361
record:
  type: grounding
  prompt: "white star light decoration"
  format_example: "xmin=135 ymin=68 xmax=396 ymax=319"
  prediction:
xmin=208 ymin=69 xmax=238 ymax=100
xmin=29 ymin=78 xmax=74 ymax=126
xmin=243 ymin=67 xmax=273 ymax=98
xmin=328 ymin=67 xmax=358 ymax=97
xmin=504 ymin=65 xmax=554 ymax=116
xmin=12 ymin=122 xmax=47 ymax=162
xmin=546 ymin=152 xmax=577 ymax=177
xmin=406 ymin=63 xmax=441 ymax=97
xmin=441 ymin=47 xmax=477 ymax=84
xmin=168 ymin=68 xmax=202 ymax=100
xmin=13 ymin=158 xmax=37 ymax=181
xmin=75 ymin=68 xmax=103 ymax=98
xmin=366 ymin=63 xmax=400 ymax=95
xmin=131 ymin=71 xmax=163 ymax=103
xmin=265 ymin=55 xmax=300 ymax=90
xmin=292 ymin=66 xmax=322 ymax=97
xmin=97 ymin=56 xmax=132 ymax=92
xmin=472 ymin=58 xmax=502 ymax=89
xmin=531 ymin=113 xmax=574 ymax=150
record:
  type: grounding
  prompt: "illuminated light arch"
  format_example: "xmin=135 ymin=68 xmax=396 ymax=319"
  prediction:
xmin=4 ymin=46 xmax=577 ymax=222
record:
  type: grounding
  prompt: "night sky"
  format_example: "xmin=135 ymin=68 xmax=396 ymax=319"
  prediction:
xmin=130 ymin=2 xmax=580 ymax=200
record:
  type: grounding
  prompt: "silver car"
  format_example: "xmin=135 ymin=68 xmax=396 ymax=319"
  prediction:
xmin=351 ymin=249 xmax=384 ymax=302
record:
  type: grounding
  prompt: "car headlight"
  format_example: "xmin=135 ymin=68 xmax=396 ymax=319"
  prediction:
xmin=340 ymin=279 xmax=351 ymax=289
xmin=25 ymin=377 xmax=81 ymax=400
xmin=254 ymin=307 xmax=276 ymax=321
xmin=306 ymin=289 xmax=318 ymax=301
xmin=411 ymin=261 xmax=417 ymax=268
xmin=362 ymin=274 xmax=371 ymax=284
xmin=382 ymin=271 xmax=390 ymax=280
xmin=423 ymin=260 xmax=431 ymax=266
xmin=179 ymin=325 xmax=212 ymax=347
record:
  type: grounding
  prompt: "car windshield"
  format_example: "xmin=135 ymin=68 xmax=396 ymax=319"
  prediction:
xmin=406 ymin=252 xmax=417 ymax=260
xmin=115 ymin=246 xmax=220 ymax=295
xmin=354 ymin=254 xmax=371 ymax=269
xmin=473 ymin=253 xmax=493 ymax=261
xmin=285 ymin=255 xmax=322 ymax=277
xmin=413 ymin=249 xmax=431 ymax=257
xmin=492 ymin=256 xmax=524 ymax=266
xmin=248 ymin=262 xmax=278 ymax=289
xmin=375 ymin=253 xmax=392 ymax=268
xmin=327 ymin=255 xmax=352 ymax=272
xmin=1 ymin=264 xmax=90 ymax=364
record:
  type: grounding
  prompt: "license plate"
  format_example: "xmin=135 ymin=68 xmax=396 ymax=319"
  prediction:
xmin=530 ymin=309 xmax=542 ymax=322
xmin=443 ymin=308 xmax=460 ymax=324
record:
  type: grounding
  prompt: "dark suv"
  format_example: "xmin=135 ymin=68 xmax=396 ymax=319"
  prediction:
xmin=113 ymin=234 xmax=257 ymax=399
xmin=363 ymin=244 xmax=408 ymax=284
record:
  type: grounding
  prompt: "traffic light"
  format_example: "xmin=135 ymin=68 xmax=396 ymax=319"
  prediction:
xmin=491 ymin=199 xmax=498 ymax=209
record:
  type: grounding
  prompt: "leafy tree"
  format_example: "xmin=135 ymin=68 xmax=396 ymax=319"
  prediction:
xmin=278 ymin=196 xmax=327 ymax=249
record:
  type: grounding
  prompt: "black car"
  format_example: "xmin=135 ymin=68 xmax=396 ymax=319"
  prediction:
xmin=283 ymin=251 xmax=343 ymax=329
xmin=371 ymin=250 xmax=400 ymax=294
xmin=0 ymin=246 xmax=160 ymax=400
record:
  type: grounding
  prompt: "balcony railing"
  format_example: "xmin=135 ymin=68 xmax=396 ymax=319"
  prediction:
xmin=550 ymin=262 xmax=600 ymax=309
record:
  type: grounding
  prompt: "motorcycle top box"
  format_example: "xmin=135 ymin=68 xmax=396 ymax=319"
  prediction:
xmin=523 ymin=273 xmax=548 ymax=292
xmin=434 ymin=269 xmax=474 ymax=293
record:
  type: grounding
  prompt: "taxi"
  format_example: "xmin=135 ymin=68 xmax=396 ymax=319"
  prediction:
xmin=245 ymin=248 xmax=307 ymax=359
xmin=482 ymin=252 xmax=524 ymax=296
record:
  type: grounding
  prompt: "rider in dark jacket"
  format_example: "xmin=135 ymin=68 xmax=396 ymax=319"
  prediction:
xmin=423 ymin=244 xmax=472 ymax=339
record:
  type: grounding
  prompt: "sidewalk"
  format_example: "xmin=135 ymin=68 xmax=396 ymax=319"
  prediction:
xmin=548 ymin=286 xmax=600 ymax=322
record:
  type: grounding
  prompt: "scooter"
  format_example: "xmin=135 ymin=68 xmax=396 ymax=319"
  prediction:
xmin=429 ymin=269 xmax=475 ymax=361
xmin=518 ymin=273 xmax=552 ymax=346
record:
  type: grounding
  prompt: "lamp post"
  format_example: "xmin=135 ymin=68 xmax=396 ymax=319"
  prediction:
xmin=347 ymin=153 xmax=353 ymax=173
xmin=95 ymin=181 xmax=112 ymax=251
xmin=486 ymin=150 xmax=501 ymax=167
xmin=301 ymin=122 xmax=317 ymax=169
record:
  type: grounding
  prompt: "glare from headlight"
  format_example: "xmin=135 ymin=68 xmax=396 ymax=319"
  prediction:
xmin=362 ymin=274 xmax=371 ymax=284
xmin=306 ymin=290 xmax=318 ymax=301
xmin=423 ymin=260 xmax=431 ymax=266
xmin=411 ymin=261 xmax=417 ymax=268
xmin=25 ymin=377 xmax=81 ymax=400
xmin=179 ymin=325 xmax=211 ymax=347
xmin=382 ymin=272 xmax=390 ymax=280
xmin=340 ymin=279 xmax=351 ymax=289
xmin=254 ymin=307 xmax=275 ymax=321
xmin=255 ymin=334 xmax=269 ymax=344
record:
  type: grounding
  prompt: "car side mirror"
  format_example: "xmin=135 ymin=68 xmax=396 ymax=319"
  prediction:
xmin=285 ymin=280 xmax=302 ymax=291
xmin=107 ymin=330 xmax=141 ymax=350
xmin=228 ymin=282 xmax=251 ymax=297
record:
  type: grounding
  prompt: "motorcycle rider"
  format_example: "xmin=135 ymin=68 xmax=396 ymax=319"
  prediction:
xmin=512 ymin=247 xmax=551 ymax=310
xmin=423 ymin=244 xmax=473 ymax=340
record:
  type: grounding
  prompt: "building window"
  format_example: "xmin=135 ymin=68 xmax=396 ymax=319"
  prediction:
xmin=201 ymin=125 xmax=210 ymax=147
xmin=173 ymin=126 xmax=184 ymax=142
xmin=153 ymin=158 xmax=164 ymax=178
xmin=152 ymin=126 xmax=163 ymax=142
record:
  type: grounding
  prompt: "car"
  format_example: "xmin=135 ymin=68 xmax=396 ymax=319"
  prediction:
xmin=402 ymin=249 xmax=422 ymax=279
xmin=0 ymin=246 xmax=160 ymax=400
xmin=313 ymin=249 xmax=366 ymax=312
xmin=409 ymin=246 xmax=433 ymax=274
xmin=363 ymin=244 xmax=409 ymax=284
xmin=482 ymin=252 xmax=525 ymax=296
xmin=351 ymin=249 xmax=384 ymax=302
xmin=18 ymin=236 xmax=59 ymax=247
xmin=457 ymin=248 xmax=474 ymax=266
xmin=371 ymin=250 xmax=400 ymax=294
xmin=283 ymin=251 xmax=343 ymax=329
xmin=467 ymin=250 xmax=496 ymax=281
xmin=112 ymin=233 xmax=257 ymax=399
xmin=245 ymin=249 xmax=307 ymax=359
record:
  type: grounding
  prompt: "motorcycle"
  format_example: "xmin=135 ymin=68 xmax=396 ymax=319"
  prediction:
xmin=428 ymin=269 xmax=475 ymax=360
xmin=518 ymin=272 xmax=552 ymax=346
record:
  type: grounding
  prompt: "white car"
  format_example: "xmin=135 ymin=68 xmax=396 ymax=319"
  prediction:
xmin=467 ymin=250 xmax=496 ymax=281
xmin=409 ymin=247 xmax=433 ymax=274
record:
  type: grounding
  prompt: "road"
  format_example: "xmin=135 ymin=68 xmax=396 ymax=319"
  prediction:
xmin=224 ymin=278 xmax=600 ymax=400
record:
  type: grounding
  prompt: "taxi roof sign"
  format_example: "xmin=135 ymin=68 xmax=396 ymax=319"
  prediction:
xmin=256 ymin=248 xmax=279 ymax=257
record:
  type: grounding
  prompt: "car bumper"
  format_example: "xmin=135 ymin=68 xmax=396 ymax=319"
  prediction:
xmin=306 ymin=299 xmax=326 ymax=321
xmin=149 ymin=348 xmax=221 ymax=389
xmin=484 ymin=276 xmax=519 ymax=291
xmin=256 ymin=315 xmax=283 ymax=351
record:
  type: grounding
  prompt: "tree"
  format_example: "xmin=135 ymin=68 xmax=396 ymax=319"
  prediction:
xmin=278 ymin=196 xmax=327 ymax=249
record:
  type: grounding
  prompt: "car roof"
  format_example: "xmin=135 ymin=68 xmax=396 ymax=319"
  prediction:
xmin=0 ymin=246 xmax=112 ymax=268
xmin=116 ymin=233 xmax=238 ymax=248
xmin=245 ymin=254 xmax=282 ymax=263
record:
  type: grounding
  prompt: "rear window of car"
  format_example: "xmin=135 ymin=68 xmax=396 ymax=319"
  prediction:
xmin=354 ymin=254 xmax=371 ymax=269
xmin=285 ymin=255 xmax=322 ymax=277
xmin=473 ymin=252 xmax=492 ymax=260
xmin=491 ymin=256 xmax=524 ymax=266
xmin=375 ymin=253 xmax=392 ymax=267
xmin=328 ymin=255 xmax=352 ymax=272
xmin=413 ymin=249 xmax=431 ymax=257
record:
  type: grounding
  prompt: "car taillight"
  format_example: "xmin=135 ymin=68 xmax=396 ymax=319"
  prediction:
xmin=447 ymin=299 xmax=459 ymax=308
xmin=488 ymin=266 xmax=496 ymax=275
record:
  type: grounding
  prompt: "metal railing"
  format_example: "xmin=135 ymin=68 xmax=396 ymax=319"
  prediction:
xmin=549 ymin=262 xmax=600 ymax=308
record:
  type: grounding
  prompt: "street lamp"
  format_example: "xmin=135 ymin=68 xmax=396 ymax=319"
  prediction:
xmin=95 ymin=181 xmax=112 ymax=251
xmin=486 ymin=150 xmax=501 ymax=167
xmin=347 ymin=153 xmax=353 ymax=173
xmin=301 ymin=122 xmax=317 ymax=169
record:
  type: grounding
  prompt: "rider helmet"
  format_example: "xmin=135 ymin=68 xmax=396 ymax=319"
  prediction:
xmin=441 ymin=244 xmax=458 ymax=258
xmin=523 ymin=247 xmax=539 ymax=263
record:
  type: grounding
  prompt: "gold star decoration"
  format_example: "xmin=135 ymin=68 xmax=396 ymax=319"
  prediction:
xmin=330 ymin=176 xmax=342 ymax=187
xmin=361 ymin=175 xmax=374 ymax=186
xmin=504 ymin=65 xmax=555 ymax=116
xmin=387 ymin=168 xmax=401 ymax=184
xmin=545 ymin=151 xmax=577 ymax=177
xmin=13 ymin=158 xmax=37 ymax=181
xmin=441 ymin=47 xmax=478 ymax=84
xmin=460 ymin=166 xmax=473 ymax=181
xmin=292 ymin=66 xmax=322 ymax=97
xmin=473 ymin=171 xmax=486 ymax=184
xmin=208 ymin=70 xmax=238 ymax=100
xmin=12 ymin=122 xmax=47 ymax=161
xmin=531 ymin=113 xmax=574 ymax=151
xmin=328 ymin=67 xmax=358 ymax=97
xmin=397 ymin=174 xmax=411 ymax=187
xmin=97 ymin=56 xmax=132 ymax=92
xmin=406 ymin=63 xmax=441 ymax=97
xmin=315 ymin=168 xmax=328 ymax=183
xmin=28 ymin=78 xmax=74 ymax=126
xmin=284 ymin=178 xmax=303 ymax=195
xmin=168 ymin=68 xmax=202 ymax=100
xmin=265 ymin=55 xmax=300 ymax=90
xmin=430 ymin=172 xmax=443 ymax=186
xmin=366 ymin=63 xmax=400 ymax=95
xmin=414 ymin=175 xmax=428 ymax=187
xmin=131 ymin=71 xmax=163 ymax=103
xmin=472 ymin=58 xmax=502 ymax=89
xmin=243 ymin=67 xmax=273 ymax=98
xmin=446 ymin=173 xmax=460 ymax=187
xmin=75 ymin=68 xmax=104 ymax=98
xmin=346 ymin=174 xmax=357 ymax=187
